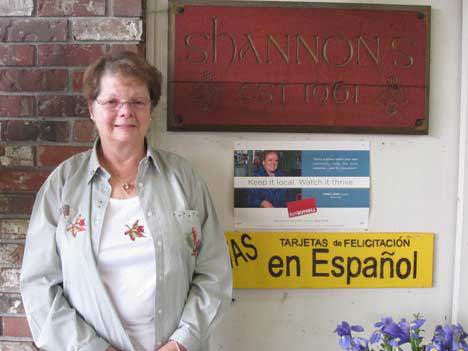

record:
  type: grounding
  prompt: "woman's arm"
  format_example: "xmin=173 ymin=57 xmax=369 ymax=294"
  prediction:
xmin=247 ymin=188 xmax=264 ymax=207
xmin=20 ymin=175 xmax=110 ymax=351
xmin=157 ymin=340 xmax=187 ymax=351
xmin=169 ymin=174 xmax=232 ymax=351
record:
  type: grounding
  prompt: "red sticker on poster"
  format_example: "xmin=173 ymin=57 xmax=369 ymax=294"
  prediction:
xmin=287 ymin=198 xmax=317 ymax=218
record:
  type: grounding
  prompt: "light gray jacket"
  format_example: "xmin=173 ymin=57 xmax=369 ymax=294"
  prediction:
xmin=20 ymin=142 xmax=232 ymax=351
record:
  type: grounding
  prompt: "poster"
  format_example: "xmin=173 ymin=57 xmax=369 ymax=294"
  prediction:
xmin=225 ymin=231 xmax=434 ymax=289
xmin=234 ymin=141 xmax=370 ymax=229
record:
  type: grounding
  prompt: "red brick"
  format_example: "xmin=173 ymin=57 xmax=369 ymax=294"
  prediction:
xmin=0 ymin=45 xmax=34 ymax=66
xmin=0 ymin=268 xmax=20 ymax=291
xmin=0 ymin=170 xmax=50 ymax=192
xmin=73 ymin=119 xmax=96 ymax=142
xmin=0 ymin=219 xmax=28 ymax=241
xmin=0 ymin=0 xmax=34 ymax=16
xmin=71 ymin=18 xmax=142 ymax=41
xmin=0 ymin=96 xmax=35 ymax=117
xmin=38 ymin=0 xmax=105 ymax=16
xmin=37 ymin=95 xmax=88 ymax=117
xmin=1 ymin=317 xmax=31 ymax=337
xmin=0 ymin=19 xmax=67 ymax=42
xmin=1 ymin=120 xmax=68 ymax=142
xmin=37 ymin=145 xmax=89 ymax=167
xmin=109 ymin=44 xmax=145 ymax=56
xmin=72 ymin=70 xmax=84 ymax=92
xmin=0 ymin=293 xmax=25 ymax=315
xmin=0 ymin=341 xmax=37 ymax=351
xmin=0 ymin=244 xmax=24 ymax=267
xmin=0 ymin=194 xmax=35 ymax=215
xmin=113 ymin=0 xmax=142 ymax=17
xmin=0 ymin=69 xmax=67 ymax=91
xmin=38 ymin=44 xmax=106 ymax=66
xmin=0 ymin=146 xmax=34 ymax=167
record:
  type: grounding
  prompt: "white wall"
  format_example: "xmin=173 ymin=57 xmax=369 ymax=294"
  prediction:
xmin=147 ymin=0 xmax=463 ymax=349
xmin=452 ymin=0 xmax=468 ymax=331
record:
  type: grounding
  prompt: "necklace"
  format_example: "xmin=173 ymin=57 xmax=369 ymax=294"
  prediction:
xmin=101 ymin=160 xmax=136 ymax=194
xmin=113 ymin=173 xmax=135 ymax=194
xmin=98 ymin=152 xmax=139 ymax=195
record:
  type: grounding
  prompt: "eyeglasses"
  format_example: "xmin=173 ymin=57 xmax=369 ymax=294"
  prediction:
xmin=95 ymin=98 xmax=151 ymax=111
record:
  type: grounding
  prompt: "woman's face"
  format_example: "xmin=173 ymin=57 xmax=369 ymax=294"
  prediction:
xmin=89 ymin=73 xmax=152 ymax=147
xmin=263 ymin=152 xmax=279 ymax=175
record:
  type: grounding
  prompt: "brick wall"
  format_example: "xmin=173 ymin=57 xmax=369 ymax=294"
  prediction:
xmin=0 ymin=0 xmax=145 ymax=348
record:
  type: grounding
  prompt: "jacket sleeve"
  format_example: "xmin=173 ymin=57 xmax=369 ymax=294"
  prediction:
xmin=170 ymin=172 xmax=232 ymax=351
xmin=247 ymin=188 xmax=264 ymax=207
xmin=20 ymin=174 xmax=110 ymax=351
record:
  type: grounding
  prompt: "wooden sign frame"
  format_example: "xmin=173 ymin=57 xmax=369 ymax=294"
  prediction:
xmin=168 ymin=1 xmax=431 ymax=134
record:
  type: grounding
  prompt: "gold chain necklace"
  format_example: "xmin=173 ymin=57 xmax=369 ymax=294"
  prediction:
xmin=101 ymin=159 xmax=137 ymax=194
xmin=113 ymin=173 xmax=135 ymax=194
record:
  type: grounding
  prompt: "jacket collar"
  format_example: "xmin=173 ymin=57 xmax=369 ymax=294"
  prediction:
xmin=86 ymin=137 xmax=160 ymax=184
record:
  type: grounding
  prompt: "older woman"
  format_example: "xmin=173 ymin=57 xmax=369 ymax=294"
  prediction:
xmin=20 ymin=51 xmax=232 ymax=351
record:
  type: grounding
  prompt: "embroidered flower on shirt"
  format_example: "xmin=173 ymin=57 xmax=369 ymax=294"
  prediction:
xmin=67 ymin=215 xmax=86 ymax=237
xmin=190 ymin=227 xmax=201 ymax=256
xmin=125 ymin=220 xmax=146 ymax=241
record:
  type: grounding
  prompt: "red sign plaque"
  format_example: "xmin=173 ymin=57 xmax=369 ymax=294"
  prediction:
xmin=168 ymin=1 xmax=430 ymax=134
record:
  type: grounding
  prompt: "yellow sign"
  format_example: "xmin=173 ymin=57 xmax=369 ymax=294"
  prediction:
xmin=225 ymin=232 xmax=433 ymax=288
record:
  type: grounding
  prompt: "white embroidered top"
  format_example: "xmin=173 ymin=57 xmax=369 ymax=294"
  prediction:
xmin=96 ymin=196 xmax=156 ymax=351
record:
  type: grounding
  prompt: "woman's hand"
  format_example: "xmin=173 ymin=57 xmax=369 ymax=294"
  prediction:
xmin=157 ymin=341 xmax=187 ymax=351
xmin=260 ymin=200 xmax=274 ymax=208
